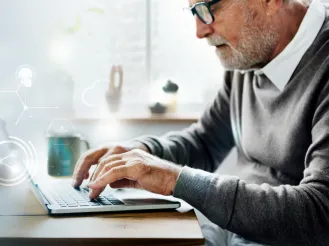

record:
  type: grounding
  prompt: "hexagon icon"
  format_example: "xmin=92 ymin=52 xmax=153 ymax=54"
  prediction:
xmin=46 ymin=119 xmax=77 ymax=145
xmin=47 ymin=119 xmax=76 ymax=135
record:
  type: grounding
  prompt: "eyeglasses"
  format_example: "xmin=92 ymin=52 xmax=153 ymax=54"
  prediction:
xmin=189 ymin=0 xmax=221 ymax=25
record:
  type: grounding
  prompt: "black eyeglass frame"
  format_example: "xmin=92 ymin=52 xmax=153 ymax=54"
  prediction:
xmin=189 ymin=0 xmax=221 ymax=25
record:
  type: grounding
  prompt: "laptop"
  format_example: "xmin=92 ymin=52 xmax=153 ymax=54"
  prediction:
xmin=0 ymin=119 xmax=181 ymax=215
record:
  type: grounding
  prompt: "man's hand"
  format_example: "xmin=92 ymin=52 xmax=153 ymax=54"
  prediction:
xmin=72 ymin=142 xmax=150 ymax=188
xmin=88 ymin=149 xmax=183 ymax=199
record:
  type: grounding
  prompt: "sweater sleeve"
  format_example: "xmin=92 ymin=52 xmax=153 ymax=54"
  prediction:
xmin=173 ymin=80 xmax=329 ymax=245
xmin=135 ymin=71 xmax=235 ymax=172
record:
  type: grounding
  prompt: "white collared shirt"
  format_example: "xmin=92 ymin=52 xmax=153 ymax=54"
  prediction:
xmin=252 ymin=0 xmax=326 ymax=91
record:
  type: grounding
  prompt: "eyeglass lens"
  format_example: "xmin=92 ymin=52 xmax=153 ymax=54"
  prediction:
xmin=195 ymin=4 xmax=213 ymax=24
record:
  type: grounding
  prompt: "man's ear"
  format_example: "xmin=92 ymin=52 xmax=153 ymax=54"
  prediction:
xmin=263 ymin=0 xmax=283 ymax=16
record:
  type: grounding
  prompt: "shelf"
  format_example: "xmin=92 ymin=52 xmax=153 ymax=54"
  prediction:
xmin=73 ymin=104 xmax=203 ymax=123
xmin=73 ymin=112 xmax=200 ymax=123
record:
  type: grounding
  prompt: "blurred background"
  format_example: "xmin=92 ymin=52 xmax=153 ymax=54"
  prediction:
xmin=0 ymin=0 xmax=237 ymax=179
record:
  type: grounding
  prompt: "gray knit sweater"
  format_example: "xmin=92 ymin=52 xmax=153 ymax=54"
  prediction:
xmin=137 ymin=12 xmax=329 ymax=246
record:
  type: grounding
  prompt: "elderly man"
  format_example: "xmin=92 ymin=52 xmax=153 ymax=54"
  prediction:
xmin=73 ymin=0 xmax=329 ymax=245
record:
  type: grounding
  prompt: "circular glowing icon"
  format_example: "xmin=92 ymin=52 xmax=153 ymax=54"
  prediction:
xmin=0 ymin=137 xmax=38 ymax=186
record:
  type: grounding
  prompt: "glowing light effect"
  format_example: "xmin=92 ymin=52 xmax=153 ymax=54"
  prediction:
xmin=92 ymin=118 xmax=120 ymax=139
xmin=9 ymin=161 xmax=21 ymax=174
xmin=0 ymin=137 xmax=38 ymax=187
xmin=50 ymin=38 xmax=73 ymax=64
xmin=17 ymin=67 xmax=34 ymax=88
xmin=107 ymin=118 xmax=120 ymax=137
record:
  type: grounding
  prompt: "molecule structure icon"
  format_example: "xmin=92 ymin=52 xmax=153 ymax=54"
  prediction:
xmin=0 ymin=65 xmax=59 ymax=125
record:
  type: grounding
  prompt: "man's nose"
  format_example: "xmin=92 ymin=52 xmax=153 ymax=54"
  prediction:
xmin=195 ymin=16 xmax=213 ymax=39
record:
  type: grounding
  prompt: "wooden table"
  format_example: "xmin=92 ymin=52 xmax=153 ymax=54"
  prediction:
xmin=0 ymin=180 xmax=204 ymax=246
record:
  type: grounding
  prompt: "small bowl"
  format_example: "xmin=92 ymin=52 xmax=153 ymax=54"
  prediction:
xmin=148 ymin=102 xmax=167 ymax=114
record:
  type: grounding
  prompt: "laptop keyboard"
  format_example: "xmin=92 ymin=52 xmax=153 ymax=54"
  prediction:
xmin=51 ymin=185 xmax=124 ymax=208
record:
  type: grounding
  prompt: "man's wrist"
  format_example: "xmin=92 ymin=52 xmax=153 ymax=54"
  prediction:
xmin=138 ymin=143 xmax=151 ymax=153
xmin=131 ymin=141 xmax=151 ymax=153
xmin=121 ymin=140 xmax=151 ymax=153
xmin=170 ymin=165 xmax=183 ymax=195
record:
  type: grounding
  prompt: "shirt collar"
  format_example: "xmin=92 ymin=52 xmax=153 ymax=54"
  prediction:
xmin=253 ymin=0 xmax=326 ymax=91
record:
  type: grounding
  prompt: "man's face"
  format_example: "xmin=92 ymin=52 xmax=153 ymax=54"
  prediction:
xmin=189 ymin=0 xmax=279 ymax=70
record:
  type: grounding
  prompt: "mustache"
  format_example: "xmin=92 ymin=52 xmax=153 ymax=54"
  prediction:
xmin=207 ymin=35 xmax=229 ymax=46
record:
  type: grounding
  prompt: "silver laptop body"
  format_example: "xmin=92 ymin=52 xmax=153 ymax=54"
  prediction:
xmin=31 ymin=178 xmax=181 ymax=215
xmin=0 ymin=118 xmax=180 ymax=215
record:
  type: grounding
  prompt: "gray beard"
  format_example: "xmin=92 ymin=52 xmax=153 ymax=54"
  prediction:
xmin=218 ymin=29 xmax=278 ymax=70
xmin=208 ymin=12 xmax=279 ymax=70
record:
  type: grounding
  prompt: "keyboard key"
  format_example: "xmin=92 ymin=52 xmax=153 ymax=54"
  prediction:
xmin=88 ymin=201 xmax=100 ymax=206
xmin=65 ymin=202 xmax=76 ymax=205
xmin=102 ymin=195 xmax=124 ymax=204
xmin=105 ymin=198 xmax=122 ymax=203
xmin=97 ymin=197 xmax=108 ymax=201
xmin=51 ymin=185 xmax=127 ymax=208
xmin=77 ymin=200 xmax=88 ymax=203
xmin=77 ymin=201 xmax=89 ymax=205
xmin=103 ymin=195 xmax=116 ymax=200
xmin=62 ymin=198 xmax=75 ymax=203
xmin=111 ymin=201 xmax=124 ymax=205
xmin=75 ymin=199 xmax=87 ymax=203
xmin=68 ymin=204 xmax=78 ymax=207
xmin=97 ymin=199 xmax=112 ymax=205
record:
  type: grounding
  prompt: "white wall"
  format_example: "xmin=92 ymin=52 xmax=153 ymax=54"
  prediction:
xmin=151 ymin=0 xmax=224 ymax=104
xmin=0 ymin=0 xmax=236 ymax=177
xmin=0 ymin=0 xmax=225 ymax=121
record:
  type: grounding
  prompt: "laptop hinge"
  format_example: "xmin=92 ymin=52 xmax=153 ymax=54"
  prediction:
xmin=29 ymin=182 xmax=51 ymax=213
